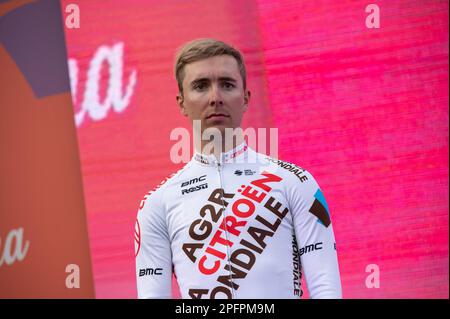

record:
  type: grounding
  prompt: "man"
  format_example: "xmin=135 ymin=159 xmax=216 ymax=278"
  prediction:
xmin=135 ymin=38 xmax=342 ymax=299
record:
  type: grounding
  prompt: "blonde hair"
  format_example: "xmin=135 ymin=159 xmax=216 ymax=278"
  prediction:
xmin=174 ymin=38 xmax=247 ymax=95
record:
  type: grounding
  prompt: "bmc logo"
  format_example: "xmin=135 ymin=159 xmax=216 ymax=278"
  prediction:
xmin=299 ymin=242 xmax=323 ymax=256
xmin=139 ymin=268 xmax=163 ymax=276
xmin=181 ymin=175 xmax=206 ymax=188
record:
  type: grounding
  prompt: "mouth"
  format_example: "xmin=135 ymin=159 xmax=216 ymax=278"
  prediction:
xmin=206 ymin=113 xmax=230 ymax=119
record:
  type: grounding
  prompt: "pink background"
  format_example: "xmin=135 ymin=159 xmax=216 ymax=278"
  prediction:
xmin=62 ymin=0 xmax=449 ymax=298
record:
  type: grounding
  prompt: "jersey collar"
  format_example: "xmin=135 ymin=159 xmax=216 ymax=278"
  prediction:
xmin=193 ymin=141 xmax=249 ymax=166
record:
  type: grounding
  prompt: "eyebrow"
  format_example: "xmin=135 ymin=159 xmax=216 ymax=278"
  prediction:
xmin=190 ymin=76 xmax=237 ymax=86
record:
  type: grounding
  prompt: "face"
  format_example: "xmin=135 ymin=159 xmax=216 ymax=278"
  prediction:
xmin=176 ymin=55 xmax=251 ymax=135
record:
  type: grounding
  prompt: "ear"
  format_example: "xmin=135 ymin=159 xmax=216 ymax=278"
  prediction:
xmin=176 ymin=93 xmax=188 ymax=116
xmin=243 ymin=89 xmax=251 ymax=112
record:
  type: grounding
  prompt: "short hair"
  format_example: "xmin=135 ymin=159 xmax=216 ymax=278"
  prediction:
xmin=174 ymin=38 xmax=247 ymax=95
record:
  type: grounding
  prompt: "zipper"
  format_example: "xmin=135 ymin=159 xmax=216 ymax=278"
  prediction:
xmin=216 ymin=161 xmax=236 ymax=299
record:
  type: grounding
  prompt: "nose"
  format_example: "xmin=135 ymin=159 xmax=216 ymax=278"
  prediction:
xmin=209 ymin=84 xmax=223 ymax=106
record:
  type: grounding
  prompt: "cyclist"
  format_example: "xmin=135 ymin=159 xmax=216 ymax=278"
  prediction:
xmin=135 ymin=38 xmax=342 ymax=299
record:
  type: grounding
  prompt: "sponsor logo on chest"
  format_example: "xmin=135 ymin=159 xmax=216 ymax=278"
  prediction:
xmin=181 ymin=175 xmax=208 ymax=195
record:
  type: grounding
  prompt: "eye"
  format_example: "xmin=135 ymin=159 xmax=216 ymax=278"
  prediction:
xmin=222 ymin=82 xmax=235 ymax=90
xmin=193 ymin=82 xmax=208 ymax=91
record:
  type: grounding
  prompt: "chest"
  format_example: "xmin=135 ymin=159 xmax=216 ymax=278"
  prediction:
xmin=165 ymin=167 xmax=294 ymax=251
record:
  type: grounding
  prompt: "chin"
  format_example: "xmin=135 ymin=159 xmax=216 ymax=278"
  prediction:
xmin=204 ymin=124 xmax=227 ymax=134
xmin=205 ymin=120 xmax=231 ymax=131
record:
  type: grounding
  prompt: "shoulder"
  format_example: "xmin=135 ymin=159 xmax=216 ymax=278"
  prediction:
xmin=256 ymin=156 xmax=326 ymax=209
xmin=256 ymin=153 xmax=315 ymax=185
xmin=137 ymin=162 xmax=192 ymax=214
xmin=265 ymin=157 xmax=330 ymax=214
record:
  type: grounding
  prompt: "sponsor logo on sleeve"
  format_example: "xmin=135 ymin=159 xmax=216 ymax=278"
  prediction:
xmin=139 ymin=268 xmax=163 ymax=276
xmin=299 ymin=242 xmax=323 ymax=256
xmin=309 ymin=189 xmax=331 ymax=227
xmin=134 ymin=219 xmax=141 ymax=257
xmin=265 ymin=158 xmax=308 ymax=183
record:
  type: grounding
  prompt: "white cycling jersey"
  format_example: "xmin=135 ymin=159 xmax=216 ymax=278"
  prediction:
xmin=135 ymin=142 xmax=342 ymax=299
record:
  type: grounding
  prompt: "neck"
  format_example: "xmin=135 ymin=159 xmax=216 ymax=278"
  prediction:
xmin=194 ymin=128 xmax=245 ymax=158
